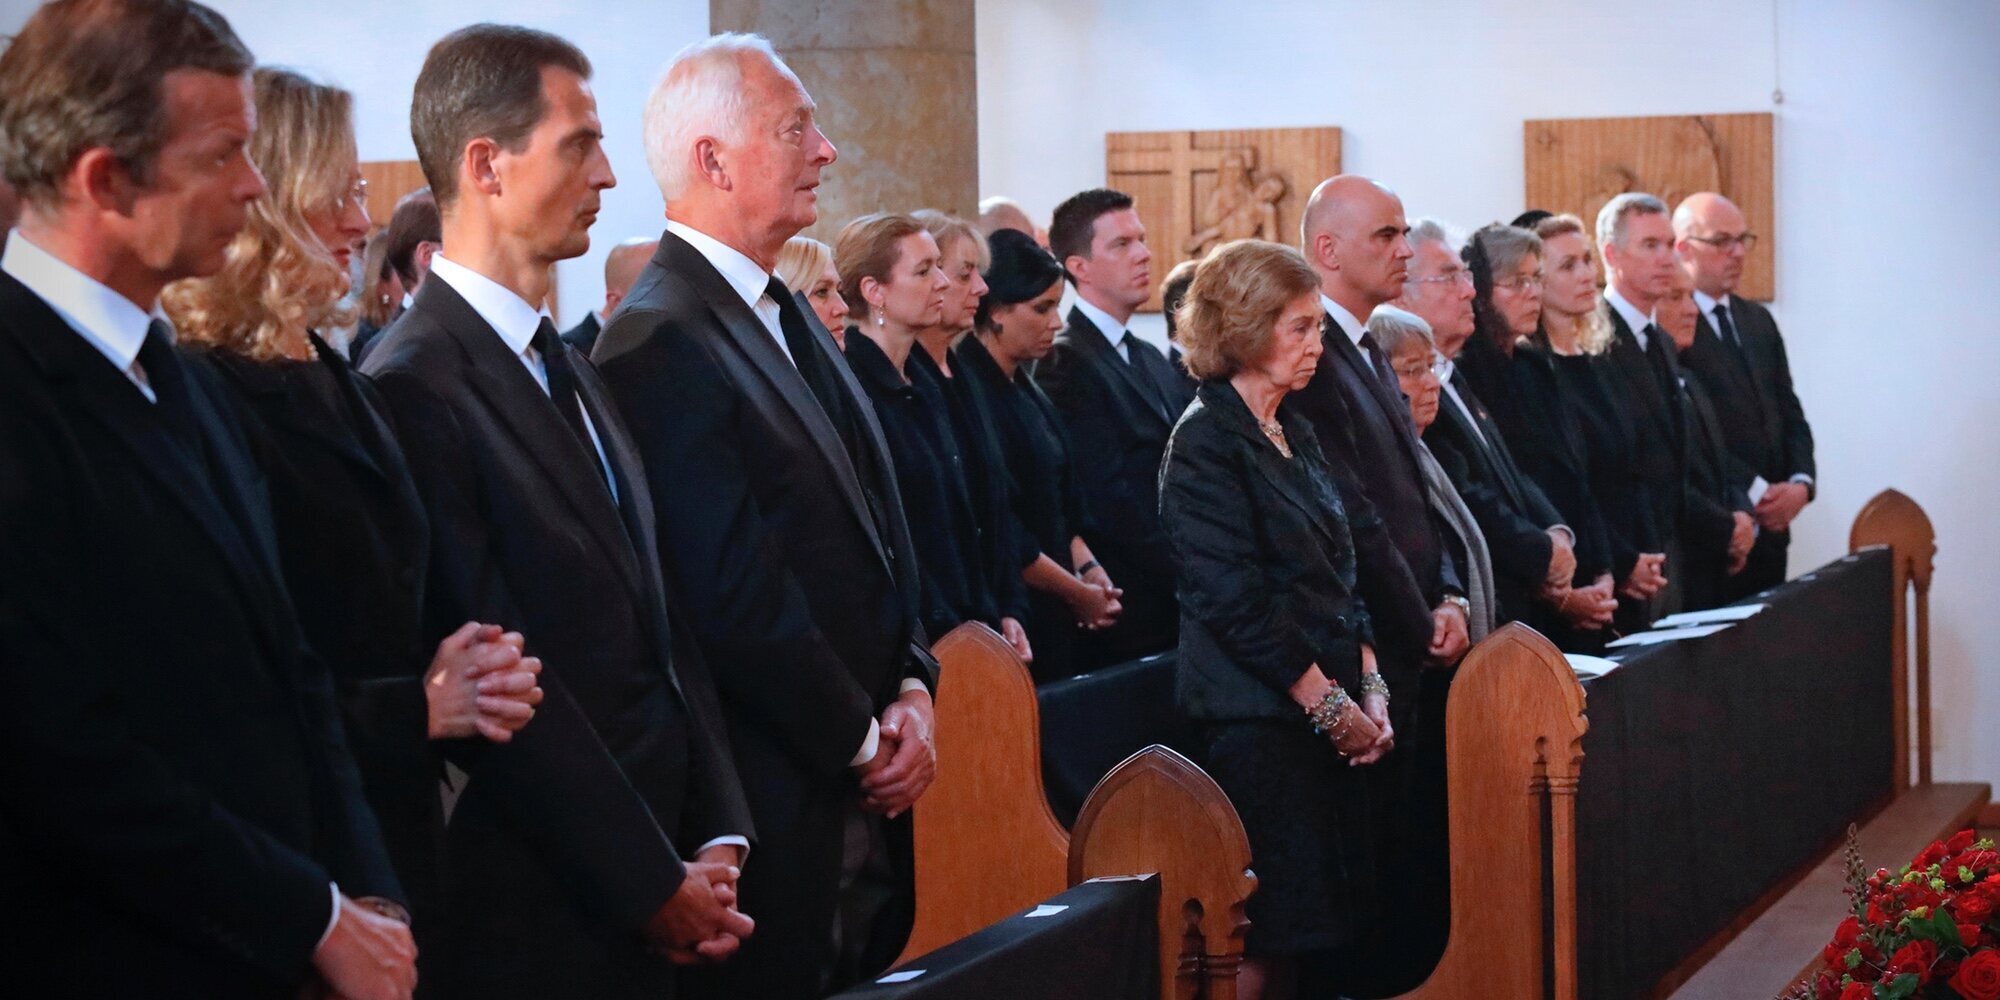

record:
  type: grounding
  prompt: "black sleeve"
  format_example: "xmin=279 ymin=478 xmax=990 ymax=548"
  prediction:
xmin=593 ymin=312 xmax=880 ymax=776
xmin=367 ymin=368 xmax=688 ymax=933
xmin=1763 ymin=318 xmax=1816 ymax=484
xmin=1425 ymin=430 xmax=1554 ymax=590
xmin=1039 ymin=355 xmax=1174 ymax=583
xmin=1321 ymin=452 xmax=1432 ymax=670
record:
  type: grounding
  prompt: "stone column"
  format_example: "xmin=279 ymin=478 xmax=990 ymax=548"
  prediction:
xmin=710 ymin=0 xmax=977 ymax=242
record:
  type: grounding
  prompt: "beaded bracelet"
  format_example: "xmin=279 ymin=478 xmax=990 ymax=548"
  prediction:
xmin=1308 ymin=686 xmax=1354 ymax=736
xmin=1357 ymin=672 xmax=1391 ymax=701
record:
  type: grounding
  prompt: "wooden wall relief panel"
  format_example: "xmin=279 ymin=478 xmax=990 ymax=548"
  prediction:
xmin=1524 ymin=113 xmax=1775 ymax=300
xmin=1106 ymin=127 xmax=1341 ymax=312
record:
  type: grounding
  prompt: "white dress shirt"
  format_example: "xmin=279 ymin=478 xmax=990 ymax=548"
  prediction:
xmin=661 ymin=223 xmax=922 ymax=767
xmin=2 ymin=231 xmax=160 ymax=401
xmin=666 ymin=220 xmax=794 ymax=366
xmin=4 ymin=231 xmax=349 ymax=943
xmin=1604 ymin=286 xmax=1654 ymax=350
xmin=1434 ymin=356 xmax=1488 ymax=449
xmin=1319 ymin=293 xmax=1369 ymax=351
xmin=428 ymin=256 xmax=618 ymax=502
xmin=1072 ymin=294 xmax=1136 ymax=362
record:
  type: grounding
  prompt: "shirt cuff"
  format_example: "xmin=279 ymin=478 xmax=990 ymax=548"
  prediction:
xmin=1790 ymin=473 xmax=1815 ymax=493
xmin=695 ymin=835 xmax=751 ymax=866
xmin=317 ymin=882 xmax=341 ymax=951
xmin=899 ymin=677 xmax=929 ymax=696
xmin=1548 ymin=524 xmax=1575 ymax=547
xmin=1748 ymin=476 xmax=1770 ymax=505
xmin=851 ymin=718 xmax=881 ymax=767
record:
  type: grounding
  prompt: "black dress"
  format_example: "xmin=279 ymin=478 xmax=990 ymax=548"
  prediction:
xmin=845 ymin=330 xmax=994 ymax=641
xmin=911 ymin=343 xmax=1033 ymax=630
xmin=1160 ymin=380 xmax=1380 ymax=964
xmin=200 ymin=334 xmax=446 ymax=948
xmin=954 ymin=336 xmax=1092 ymax=680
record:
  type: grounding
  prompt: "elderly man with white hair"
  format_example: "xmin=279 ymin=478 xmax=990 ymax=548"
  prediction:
xmin=590 ymin=33 xmax=940 ymax=1000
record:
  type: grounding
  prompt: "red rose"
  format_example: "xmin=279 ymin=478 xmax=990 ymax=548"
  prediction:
xmin=1888 ymin=939 xmax=1937 ymax=982
xmin=1951 ymin=950 xmax=2000 ymax=1000
xmin=1947 ymin=829 xmax=1977 ymax=855
xmin=1959 ymin=892 xmax=1997 ymax=925
xmin=1814 ymin=970 xmax=1840 ymax=1000
xmin=1837 ymin=982 xmax=1871 ymax=1000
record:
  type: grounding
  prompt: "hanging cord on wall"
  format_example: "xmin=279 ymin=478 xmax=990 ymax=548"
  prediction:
xmin=1771 ymin=0 xmax=1785 ymax=104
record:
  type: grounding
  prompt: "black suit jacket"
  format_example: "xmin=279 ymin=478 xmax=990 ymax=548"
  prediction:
xmin=202 ymin=338 xmax=446 ymax=930
xmin=591 ymin=231 xmax=938 ymax=999
xmin=1682 ymin=299 xmax=1815 ymax=485
xmin=560 ymin=311 xmax=602 ymax=356
xmin=1678 ymin=373 xmax=1755 ymax=610
xmin=1423 ymin=370 xmax=1567 ymax=623
xmin=1604 ymin=308 xmax=1687 ymax=549
xmin=0 ymin=272 xmax=398 ymax=997
xmin=1162 ymin=381 xmax=1373 ymax=721
xmin=362 ymin=278 xmax=750 ymax=999
xmin=1037 ymin=305 xmax=1181 ymax=663
xmin=1284 ymin=314 xmax=1460 ymax=666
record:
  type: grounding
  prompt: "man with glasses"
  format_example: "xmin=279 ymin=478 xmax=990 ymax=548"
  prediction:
xmin=1396 ymin=219 xmax=1580 ymax=630
xmin=1673 ymin=191 xmax=1815 ymax=596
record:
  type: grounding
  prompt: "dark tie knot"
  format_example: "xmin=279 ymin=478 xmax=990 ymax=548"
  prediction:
xmin=532 ymin=316 xmax=562 ymax=356
xmin=765 ymin=276 xmax=793 ymax=308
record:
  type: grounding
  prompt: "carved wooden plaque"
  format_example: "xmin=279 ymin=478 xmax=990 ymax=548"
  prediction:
xmin=1106 ymin=127 xmax=1341 ymax=312
xmin=1524 ymin=113 xmax=1775 ymax=300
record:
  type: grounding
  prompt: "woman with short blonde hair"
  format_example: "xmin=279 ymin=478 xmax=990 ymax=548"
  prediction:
xmin=774 ymin=234 xmax=848 ymax=345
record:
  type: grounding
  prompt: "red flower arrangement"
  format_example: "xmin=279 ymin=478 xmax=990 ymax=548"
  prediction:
xmin=1785 ymin=827 xmax=2000 ymax=1000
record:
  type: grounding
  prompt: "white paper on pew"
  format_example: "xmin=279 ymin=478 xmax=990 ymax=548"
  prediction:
xmin=1565 ymin=653 xmax=1622 ymax=679
xmin=1653 ymin=603 xmax=1767 ymax=628
xmin=1084 ymin=874 xmax=1150 ymax=883
xmin=877 ymin=970 xmax=926 ymax=983
xmin=1605 ymin=623 xmax=1733 ymax=648
xmin=1024 ymin=904 xmax=1069 ymax=918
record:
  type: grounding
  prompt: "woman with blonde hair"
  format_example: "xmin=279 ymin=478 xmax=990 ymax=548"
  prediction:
xmin=774 ymin=234 xmax=848 ymax=346
xmin=1160 ymin=239 xmax=1391 ymax=1000
xmin=164 ymin=68 xmax=544 ymax=936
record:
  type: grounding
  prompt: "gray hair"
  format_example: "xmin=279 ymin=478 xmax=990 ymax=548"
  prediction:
xmin=1595 ymin=192 xmax=1668 ymax=248
xmin=1407 ymin=217 xmax=1463 ymax=255
xmin=1367 ymin=304 xmax=1435 ymax=359
xmin=1470 ymin=224 xmax=1543 ymax=286
xmin=643 ymin=33 xmax=800 ymax=202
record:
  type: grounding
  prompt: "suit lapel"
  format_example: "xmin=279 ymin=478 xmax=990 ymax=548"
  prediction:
xmin=1068 ymin=307 xmax=1170 ymax=425
xmin=220 ymin=347 xmax=389 ymax=487
xmin=1206 ymin=385 xmax=1348 ymax=550
xmin=418 ymin=281 xmax=647 ymax=603
xmin=1324 ymin=314 xmax=1422 ymax=461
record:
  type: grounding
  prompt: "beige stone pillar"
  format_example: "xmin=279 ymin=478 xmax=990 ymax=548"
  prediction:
xmin=710 ymin=0 xmax=978 ymax=243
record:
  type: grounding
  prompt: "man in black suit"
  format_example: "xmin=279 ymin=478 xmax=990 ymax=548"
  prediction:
xmin=1674 ymin=192 xmax=1816 ymax=596
xmin=1597 ymin=192 xmax=1685 ymax=623
xmin=589 ymin=34 xmax=938 ymax=1000
xmin=1396 ymin=218 xmax=1581 ymax=628
xmin=354 ymin=187 xmax=440 ymax=366
xmin=1291 ymin=177 xmax=1471 ymax=993
xmin=361 ymin=25 xmax=753 ymax=999
xmin=560 ymin=235 xmax=655 ymax=354
xmin=0 ymin=2 xmax=413 ymax=997
xmin=1657 ymin=265 xmax=1759 ymax=609
xmin=1037 ymin=187 xmax=1191 ymax=665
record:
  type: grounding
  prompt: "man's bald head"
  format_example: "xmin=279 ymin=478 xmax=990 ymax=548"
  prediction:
xmin=1672 ymin=191 xmax=1751 ymax=297
xmin=601 ymin=236 xmax=658 ymax=314
xmin=1299 ymin=174 xmax=1413 ymax=312
xmin=978 ymin=196 xmax=1034 ymax=238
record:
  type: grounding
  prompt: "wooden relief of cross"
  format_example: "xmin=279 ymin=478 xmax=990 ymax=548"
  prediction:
xmin=1106 ymin=131 xmax=1248 ymax=256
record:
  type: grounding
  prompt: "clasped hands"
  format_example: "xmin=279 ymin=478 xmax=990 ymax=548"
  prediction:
xmin=1071 ymin=563 xmax=1123 ymax=632
xmin=425 ymin=621 xmax=544 ymax=742
xmin=1289 ymin=659 xmax=1392 ymax=766
xmin=1619 ymin=553 xmax=1669 ymax=601
xmin=1726 ymin=511 xmax=1756 ymax=576
xmin=1754 ymin=481 xmax=1809 ymax=533
xmin=645 ymin=855 xmax=754 ymax=966
xmin=857 ymin=688 xmax=937 ymax=819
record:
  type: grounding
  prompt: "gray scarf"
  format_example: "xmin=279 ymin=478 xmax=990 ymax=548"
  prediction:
xmin=1415 ymin=439 xmax=1497 ymax=642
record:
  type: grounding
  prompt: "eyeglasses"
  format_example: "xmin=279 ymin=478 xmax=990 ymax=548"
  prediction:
xmin=333 ymin=177 xmax=369 ymax=211
xmin=1492 ymin=274 xmax=1544 ymax=292
xmin=1391 ymin=359 xmax=1448 ymax=382
xmin=1685 ymin=232 xmax=1758 ymax=252
xmin=1407 ymin=268 xmax=1475 ymax=289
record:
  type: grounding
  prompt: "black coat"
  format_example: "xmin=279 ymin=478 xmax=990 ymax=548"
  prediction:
xmin=1162 ymin=381 xmax=1374 ymax=721
xmin=1504 ymin=342 xmax=1618 ymax=583
xmin=1036 ymin=305 xmax=1180 ymax=664
xmin=362 ymin=278 xmax=751 ymax=999
xmin=1604 ymin=308 xmax=1686 ymax=553
xmin=590 ymin=231 xmax=938 ymax=1000
xmin=201 ymin=337 xmax=445 ymax=932
xmin=1677 ymin=373 xmax=1756 ymax=611
xmin=560 ymin=311 xmax=601 ymax=355
xmin=912 ymin=344 xmax=1034 ymax=625
xmin=0 ymin=272 xmax=399 ymax=997
xmin=1422 ymin=367 xmax=1568 ymax=624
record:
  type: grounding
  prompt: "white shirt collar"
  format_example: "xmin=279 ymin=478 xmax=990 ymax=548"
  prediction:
xmin=1071 ymin=293 xmax=1131 ymax=355
xmin=2 ymin=229 xmax=158 ymax=374
xmin=1319 ymin=293 xmax=1366 ymax=347
xmin=667 ymin=220 xmax=776 ymax=313
xmin=1692 ymin=289 xmax=1730 ymax=319
xmin=428 ymin=255 xmax=546 ymax=356
xmin=1604 ymin=285 xmax=1654 ymax=346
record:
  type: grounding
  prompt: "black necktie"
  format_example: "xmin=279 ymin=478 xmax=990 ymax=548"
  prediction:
xmin=1357 ymin=331 xmax=1399 ymax=394
xmin=1120 ymin=331 xmax=1176 ymax=420
xmin=531 ymin=318 xmax=609 ymax=489
xmin=137 ymin=319 xmax=207 ymax=460
xmin=767 ymin=278 xmax=861 ymax=450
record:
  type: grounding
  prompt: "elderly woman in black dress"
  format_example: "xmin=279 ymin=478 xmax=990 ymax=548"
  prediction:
xmin=1160 ymin=239 xmax=1390 ymax=999
xmin=953 ymin=229 xmax=1123 ymax=680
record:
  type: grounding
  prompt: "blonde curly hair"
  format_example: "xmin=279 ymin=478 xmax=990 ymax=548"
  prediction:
xmin=163 ymin=68 xmax=357 ymax=360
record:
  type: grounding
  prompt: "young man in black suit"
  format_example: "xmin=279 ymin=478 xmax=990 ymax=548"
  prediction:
xmin=1036 ymin=187 xmax=1188 ymax=666
xmin=361 ymin=25 xmax=752 ymax=999
xmin=0 ymin=2 xmax=412 ymax=997
xmin=590 ymin=34 xmax=939 ymax=1000
xmin=1674 ymin=191 xmax=1816 ymax=596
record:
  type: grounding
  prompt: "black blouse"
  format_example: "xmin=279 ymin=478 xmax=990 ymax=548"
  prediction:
xmin=911 ymin=343 xmax=1033 ymax=621
xmin=952 ymin=336 xmax=1090 ymax=567
xmin=1502 ymin=340 xmax=1617 ymax=583
xmin=844 ymin=329 xmax=994 ymax=640
xmin=1549 ymin=348 xmax=1656 ymax=576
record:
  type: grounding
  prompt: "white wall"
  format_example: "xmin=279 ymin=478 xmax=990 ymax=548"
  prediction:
xmin=5 ymin=0 xmax=1993 ymax=785
xmin=979 ymin=0 xmax=2000 ymax=787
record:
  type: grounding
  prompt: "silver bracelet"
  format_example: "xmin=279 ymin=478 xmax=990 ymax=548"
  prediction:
xmin=1308 ymin=686 xmax=1353 ymax=735
xmin=1358 ymin=672 xmax=1391 ymax=700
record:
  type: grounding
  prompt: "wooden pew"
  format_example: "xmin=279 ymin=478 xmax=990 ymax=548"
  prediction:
xmin=904 ymin=623 xmax=1254 ymax=1000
